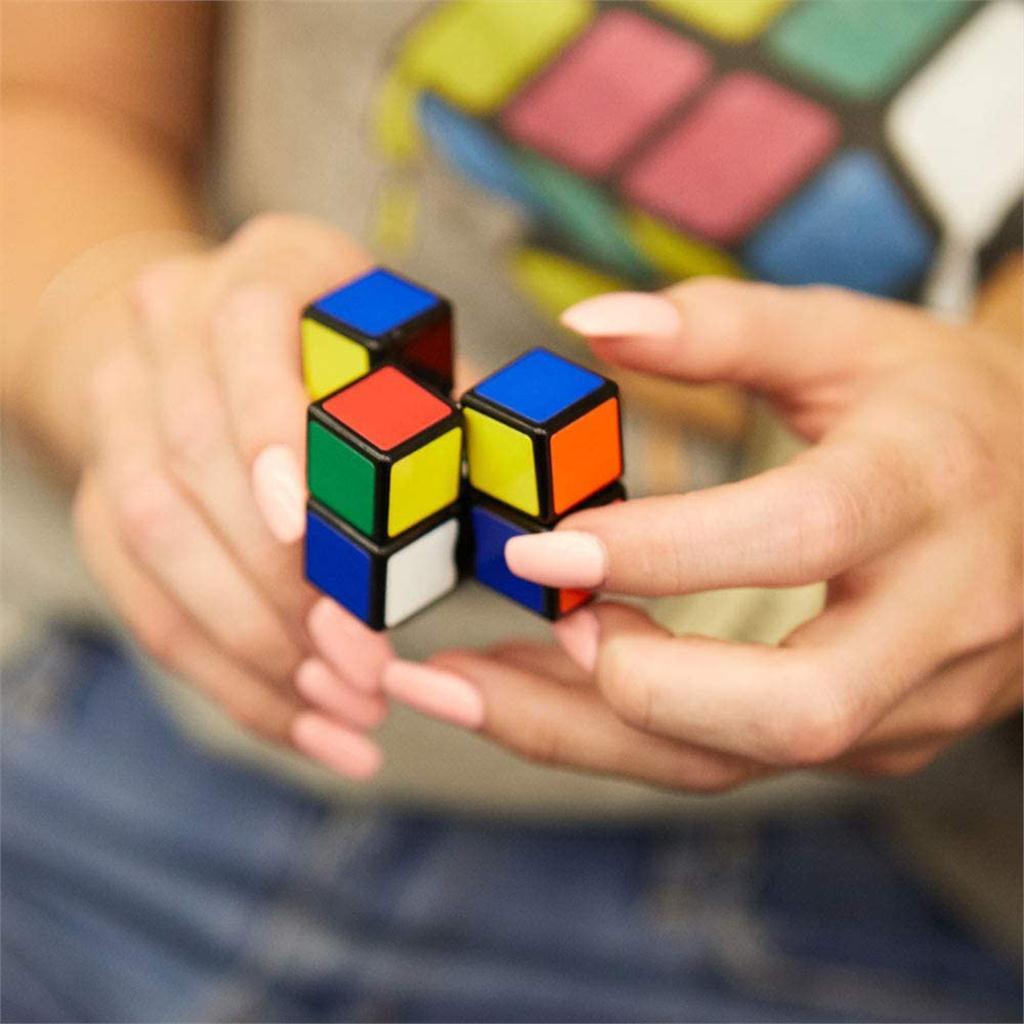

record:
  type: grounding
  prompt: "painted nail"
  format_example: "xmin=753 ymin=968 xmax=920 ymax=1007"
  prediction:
xmin=307 ymin=598 xmax=393 ymax=694
xmin=292 ymin=713 xmax=383 ymax=780
xmin=252 ymin=445 xmax=305 ymax=543
xmin=504 ymin=531 xmax=607 ymax=589
xmin=382 ymin=660 xmax=485 ymax=730
xmin=560 ymin=292 xmax=680 ymax=339
xmin=294 ymin=658 xmax=388 ymax=730
xmin=553 ymin=608 xmax=600 ymax=674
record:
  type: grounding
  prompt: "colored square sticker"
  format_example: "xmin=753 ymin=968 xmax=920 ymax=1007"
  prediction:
xmin=474 ymin=349 xmax=604 ymax=423
xmin=307 ymin=421 xmax=376 ymax=536
xmin=322 ymin=366 xmax=452 ymax=452
xmin=621 ymin=72 xmax=840 ymax=243
xmin=465 ymin=409 xmax=539 ymax=516
xmin=305 ymin=507 xmax=373 ymax=622
xmin=311 ymin=268 xmax=439 ymax=338
xmin=471 ymin=505 xmax=546 ymax=614
xmin=388 ymin=427 xmax=463 ymax=537
xmin=550 ymin=397 xmax=621 ymax=514
xmin=502 ymin=10 xmax=712 ymax=177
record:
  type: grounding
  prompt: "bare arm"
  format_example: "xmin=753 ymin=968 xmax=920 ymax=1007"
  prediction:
xmin=1 ymin=0 xmax=215 ymax=468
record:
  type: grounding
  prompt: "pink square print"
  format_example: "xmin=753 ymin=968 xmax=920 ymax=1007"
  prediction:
xmin=621 ymin=72 xmax=840 ymax=243
xmin=501 ymin=10 xmax=712 ymax=178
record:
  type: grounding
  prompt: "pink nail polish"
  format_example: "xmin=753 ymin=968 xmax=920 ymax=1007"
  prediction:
xmin=560 ymin=292 xmax=680 ymax=339
xmin=504 ymin=531 xmax=607 ymax=589
xmin=292 ymin=714 xmax=383 ymax=780
xmin=306 ymin=599 xmax=393 ymax=694
xmin=252 ymin=445 xmax=305 ymax=543
xmin=294 ymin=658 xmax=388 ymax=730
xmin=382 ymin=660 xmax=485 ymax=730
xmin=553 ymin=608 xmax=599 ymax=673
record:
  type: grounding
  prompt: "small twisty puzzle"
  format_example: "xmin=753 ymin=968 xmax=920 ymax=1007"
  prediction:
xmin=301 ymin=267 xmax=453 ymax=400
xmin=460 ymin=348 xmax=622 ymax=525
xmin=301 ymin=267 xmax=625 ymax=628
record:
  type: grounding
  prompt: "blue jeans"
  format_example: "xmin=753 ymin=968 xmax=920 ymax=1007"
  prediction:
xmin=2 ymin=626 xmax=1020 ymax=1023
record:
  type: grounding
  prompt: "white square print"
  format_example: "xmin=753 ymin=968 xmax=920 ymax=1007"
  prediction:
xmin=384 ymin=517 xmax=460 ymax=628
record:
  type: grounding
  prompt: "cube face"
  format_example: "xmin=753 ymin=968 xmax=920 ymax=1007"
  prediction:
xmin=308 ymin=367 xmax=462 ymax=541
xmin=464 ymin=408 xmax=539 ymax=516
xmin=305 ymin=503 xmax=375 ymax=623
xmin=301 ymin=268 xmax=454 ymax=399
xmin=306 ymin=501 xmax=460 ymax=631
xmin=461 ymin=348 xmax=621 ymax=523
xmin=621 ymin=72 xmax=840 ymax=244
xmin=501 ymin=10 xmax=712 ymax=178
xmin=549 ymin=396 xmax=621 ymax=516
xmin=469 ymin=483 xmax=624 ymax=620
xmin=383 ymin=516 xmax=460 ymax=628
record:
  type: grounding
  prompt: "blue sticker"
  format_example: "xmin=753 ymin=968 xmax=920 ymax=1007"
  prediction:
xmin=744 ymin=150 xmax=934 ymax=298
xmin=305 ymin=508 xmax=373 ymax=623
xmin=419 ymin=93 xmax=540 ymax=211
xmin=471 ymin=505 xmax=546 ymax=614
xmin=475 ymin=349 xmax=604 ymax=423
xmin=311 ymin=268 xmax=439 ymax=337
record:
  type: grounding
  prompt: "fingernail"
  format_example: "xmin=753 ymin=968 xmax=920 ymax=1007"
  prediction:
xmin=294 ymin=658 xmax=388 ymax=730
xmin=307 ymin=598 xmax=393 ymax=693
xmin=560 ymin=292 xmax=680 ymax=339
xmin=505 ymin=531 xmax=607 ymax=589
xmin=252 ymin=445 xmax=305 ymax=543
xmin=553 ymin=608 xmax=599 ymax=673
xmin=382 ymin=660 xmax=484 ymax=730
xmin=292 ymin=713 xmax=383 ymax=780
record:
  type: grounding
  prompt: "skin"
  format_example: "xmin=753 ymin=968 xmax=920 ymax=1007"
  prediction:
xmin=406 ymin=279 xmax=1023 ymax=790
xmin=4 ymin=4 xmax=1021 ymax=789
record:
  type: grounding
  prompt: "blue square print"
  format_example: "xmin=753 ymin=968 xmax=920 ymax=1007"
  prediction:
xmin=471 ymin=505 xmax=546 ymax=614
xmin=744 ymin=150 xmax=934 ymax=298
xmin=305 ymin=507 xmax=373 ymax=623
xmin=474 ymin=349 xmax=603 ymax=424
xmin=311 ymin=268 xmax=440 ymax=338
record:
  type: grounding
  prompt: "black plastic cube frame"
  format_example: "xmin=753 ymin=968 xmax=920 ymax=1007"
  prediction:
xmin=302 ymin=271 xmax=454 ymax=394
xmin=307 ymin=375 xmax=463 ymax=544
xmin=306 ymin=497 xmax=461 ymax=631
xmin=466 ymin=481 xmax=626 ymax=621
xmin=460 ymin=352 xmax=622 ymax=526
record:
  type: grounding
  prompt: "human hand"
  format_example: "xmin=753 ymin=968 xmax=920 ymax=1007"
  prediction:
xmin=71 ymin=215 xmax=394 ymax=776
xmin=383 ymin=279 xmax=1022 ymax=791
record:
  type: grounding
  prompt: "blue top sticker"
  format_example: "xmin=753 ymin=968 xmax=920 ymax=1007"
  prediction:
xmin=311 ymin=268 xmax=439 ymax=337
xmin=474 ymin=349 xmax=603 ymax=423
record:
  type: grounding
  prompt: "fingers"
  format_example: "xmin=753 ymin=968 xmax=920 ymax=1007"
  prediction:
xmin=88 ymin=348 xmax=305 ymax=685
xmin=560 ymin=568 xmax=965 ymax=767
xmin=506 ymin=432 xmax=929 ymax=596
xmin=294 ymin=658 xmax=388 ymax=731
xmin=73 ymin=472 xmax=305 ymax=746
xmin=382 ymin=651 xmax=757 ymax=793
xmin=131 ymin=259 xmax=313 ymax=625
xmin=306 ymin=597 xmax=395 ymax=694
xmin=560 ymin=278 xmax=925 ymax=405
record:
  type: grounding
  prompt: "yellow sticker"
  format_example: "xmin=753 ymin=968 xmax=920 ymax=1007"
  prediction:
xmin=301 ymin=320 xmax=371 ymax=401
xmin=464 ymin=408 xmax=539 ymax=516
xmin=388 ymin=427 xmax=463 ymax=537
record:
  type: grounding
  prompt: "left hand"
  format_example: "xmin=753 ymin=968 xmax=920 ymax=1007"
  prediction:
xmin=382 ymin=279 xmax=1022 ymax=792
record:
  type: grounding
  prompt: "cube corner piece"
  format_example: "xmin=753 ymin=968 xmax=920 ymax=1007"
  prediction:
xmin=305 ymin=499 xmax=461 ymax=631
xmin=460 ymin=347 xmax=623 ymax=525
xmin=307 ymin=365 xmax=463 ymax=544
xmin=301 ymin=266 xmax=455 ymax=400
xmin=467 ymin=481 xmax=625 ymax=621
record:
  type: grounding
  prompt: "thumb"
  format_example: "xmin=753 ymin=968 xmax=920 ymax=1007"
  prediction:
xmin=560 ymin=278 xmax=917 ymax=409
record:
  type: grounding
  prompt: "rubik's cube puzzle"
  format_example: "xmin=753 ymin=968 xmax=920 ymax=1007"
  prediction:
xmin=378 ymin=0 xmax=1022 ymax=307
xmin=301 ymin=267 xmax=624 ymax=629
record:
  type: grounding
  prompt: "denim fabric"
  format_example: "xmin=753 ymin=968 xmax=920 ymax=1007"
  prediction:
xmin=2 ymin=626 xmax=1020 ymax=1023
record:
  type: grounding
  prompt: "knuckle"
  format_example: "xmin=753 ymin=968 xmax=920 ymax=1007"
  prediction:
xmin=113 ymin=472 xmax=181 ymax=556
xmin=230 ymin=212 xmax=303 ymax=251
xmin=130 ymin=258 xmax=193 ymax=324
xmin=597 ymin=639 xmax=653 ymax=731
xmin=756 ymin=673 xmax=858 ymax=767
xmin=161 ymin=384 xmax=224 ymax=478
xmin=793 ymin=475 xmax=864 ymax=578
xmin=134 ymin=607 xmax=188 ymax=667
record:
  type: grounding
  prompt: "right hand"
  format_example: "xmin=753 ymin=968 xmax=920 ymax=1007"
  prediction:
xmin=70 ymin=214 xmax=393 ymax=777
